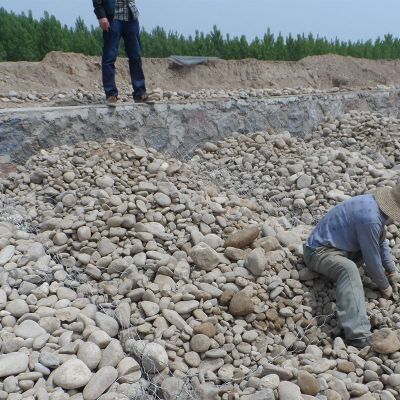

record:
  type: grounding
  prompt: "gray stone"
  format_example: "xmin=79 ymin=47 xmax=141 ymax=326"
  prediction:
xmin=174 ymin=300 xmax=199 ymax=314
xmin=241 ymin=389 xmax=274 ymax=400
xmin=5 ymin=299 xmax=29 ymax=317
xmin=83 ymin=366 xmax=118 ymax=400
xmin=97 ymin=238 xmax=117 ymax=257
xmin=39 ymin=352 xmax=60 ymax=369
xmin=98 ymin=339 xmax=124 ymax=368
xmin=154 ymin=192 xmax=171 ymax=207
xmin=190 ymin=242 xmax=220 ymax=272
xmin=246 ymin=247 xmax=267 ymax=276
xmin=161 ymin=377 xmax=187 ymax=400
xmin=15 ymin=320 xmax=47 ymax=339
xmin=129 ymin=341 xmax=168 ymax=373
xmin=162 ymin=309 xmax=193 ymax=335
xmin=140 ymin=301 xmax=159 ymax=317
xmin=278 ymin=381 xmax=302 ymax=399
xmin=77 ymin=226 xmax=91 ymax=241
xmin=98 ymin=394 xmax=129 ymax=400
xmin=296 ymin=174 xmax=312 ymax=189
xmin=95 ymin=312 xmax=119 ymax=337
xmin=3 ymin=376 xmax=18 ymax=393
xmin=261 ymin=363 xmax=293 ymax=380
xmin=117 ymin=357 xmax=141 ymax=383
xmin=77 ymin=342 xmax=102 ymax=370
xmin=0 ymin=245 xmax=15 ymax=265
xmin=190 ymin=334 xmax=211 ymax=353
xmin=96 ymin=175 xmax=114 ymax=188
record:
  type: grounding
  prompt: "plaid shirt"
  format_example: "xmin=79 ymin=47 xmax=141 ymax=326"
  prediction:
xmin=114 ymin=0 xmax=139 ymax=21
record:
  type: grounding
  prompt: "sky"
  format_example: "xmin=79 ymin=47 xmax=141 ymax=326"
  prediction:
xmin=1 ymin=0 xmax=400 ymax=42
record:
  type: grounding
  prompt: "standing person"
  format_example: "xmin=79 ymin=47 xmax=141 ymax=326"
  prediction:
xmin=93 ymin=0 xmax=148 ymax=106
xmin=303 ymin=185 xmax=400 ymax=348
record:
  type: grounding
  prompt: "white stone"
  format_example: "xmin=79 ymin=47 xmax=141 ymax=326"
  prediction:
xmin=0 ymin=245 xmax=15 ymax=265
xmin=53 ymin=359 xmax=92 ymax=389
xmin=0 ymin=352 xmax=29 ymax=378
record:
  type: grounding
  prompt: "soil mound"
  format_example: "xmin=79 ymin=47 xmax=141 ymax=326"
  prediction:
xmin=2 ymin=52 xmax=400 ymax=95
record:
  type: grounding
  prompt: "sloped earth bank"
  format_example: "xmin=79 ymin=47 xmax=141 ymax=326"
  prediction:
xmin=2 ymin=52 xmax=400 ymax=107
xmin=1 ymin=111 xmax=400 ymax=399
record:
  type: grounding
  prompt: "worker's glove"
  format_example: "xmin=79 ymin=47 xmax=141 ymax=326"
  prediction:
xmin=382 ymin=285 xmax=393 ymax=299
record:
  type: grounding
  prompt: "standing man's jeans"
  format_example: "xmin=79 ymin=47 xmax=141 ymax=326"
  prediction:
xmin=303 ymin=245 xmax=371 ymax=341
xmin=102 ymin=19 xmax=146 ymax=99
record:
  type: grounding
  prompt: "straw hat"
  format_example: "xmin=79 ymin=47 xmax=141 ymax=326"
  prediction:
xmin=374 ymin=185 xmax=400 ymax=221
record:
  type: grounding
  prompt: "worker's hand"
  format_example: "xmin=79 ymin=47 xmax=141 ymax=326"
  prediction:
xmin=382 ymin=285 xmax=393 ymax=299
xmin=389 ymin=272 xmax=400 ymax=285
xmin=99 ymin=18 xmax=110 ymax=32
xmin=389 ymin=272 xmax=400 ymax=295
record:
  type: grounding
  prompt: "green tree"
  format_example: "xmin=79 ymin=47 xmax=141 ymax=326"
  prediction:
xmin=2 ymin=7 xmax=400 ymax=62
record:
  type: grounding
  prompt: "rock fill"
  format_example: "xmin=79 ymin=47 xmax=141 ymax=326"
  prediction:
xmin=1 ymin=111 xmax=400 ymax=399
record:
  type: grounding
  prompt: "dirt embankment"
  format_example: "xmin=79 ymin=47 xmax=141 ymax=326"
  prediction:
xmin=2 ymin=52 xmax=400 ymax=95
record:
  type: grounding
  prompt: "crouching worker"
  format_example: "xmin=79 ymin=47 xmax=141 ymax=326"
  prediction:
xmin=303 ymin=185 xmax=400 ymax=348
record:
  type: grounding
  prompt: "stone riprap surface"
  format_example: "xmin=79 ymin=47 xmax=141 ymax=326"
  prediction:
xmin=0 ymin=85 xmax=387 ymax=109
xmin=1 ymin=88 xmax=400 ymax=169
xmin=1 ymin=112 xmax=400 ymax=399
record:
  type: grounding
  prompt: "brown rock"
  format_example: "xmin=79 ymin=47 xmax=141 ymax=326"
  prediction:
xmin=337 ymin=360 xmax=355 ymax=373
xmin=297 ymin=370 xmax=320 ymax=396
xmin=224 ymin=247 xmax=247 ymax=261
xmin=219 ymin=290 xmax=235 ymax=306
xmin=229 ymin=292 xmax=254 ymax=316
xmin=190 ymin=334 xmax=211 ymax=353
xmin=325 ymin=389 xmax=342 ymax=400
xmin=224 ymin=227 xmax=260 ymax=249
xmin=372 ymin=328 xmax=400 ymax=354
xmin=194 ymin=322 xmax=217 ymax=338
xmin=266 ymin=308 xmax=279 ymax=322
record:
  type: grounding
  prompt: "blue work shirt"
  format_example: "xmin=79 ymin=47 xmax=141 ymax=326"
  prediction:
xmin=306 ymin=194 xmax=395 ymax=290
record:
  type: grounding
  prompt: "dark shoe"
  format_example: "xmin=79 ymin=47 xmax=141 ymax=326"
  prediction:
xmin=133 ymin=93 xmax=154 ymax=103
xmin=345 ymin=336 xmax=372 ymax=349
xmin=106 ymin=96 xmax=118 ymax=107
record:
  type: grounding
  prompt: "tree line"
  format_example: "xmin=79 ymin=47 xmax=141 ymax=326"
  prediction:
xmin=1 ymin=7 xmax=400 ymax=62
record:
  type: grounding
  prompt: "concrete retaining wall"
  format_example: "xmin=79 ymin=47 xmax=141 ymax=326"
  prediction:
xmin=1 ymin=89 xmax=400 ymax=166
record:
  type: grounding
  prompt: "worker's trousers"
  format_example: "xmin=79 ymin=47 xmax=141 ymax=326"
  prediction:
xmin=303 ymin=245 xmax=371 ymax=340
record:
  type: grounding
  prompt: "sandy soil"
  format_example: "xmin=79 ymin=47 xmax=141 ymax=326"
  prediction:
xmin=2 ymin=52 xmax=400 ymax=96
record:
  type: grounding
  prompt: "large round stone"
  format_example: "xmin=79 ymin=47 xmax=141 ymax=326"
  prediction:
xmin=53 ymin=359 xmax=92 ymax=389
xmin=372 ymin=328 xmax=400 ymax=354
xmin=190 ymin=242 xmax=220 ymax=272
xmin=297 ymin=370 xmax=320 ymax=395
xmin=77 ymin=341 xmax=102 ymax=370
xmin=190 ymin=334 xmax=211 ymax=353
xmin=229 ymin=292 xmax=254 ymax=316
xmin=142 ymin=343 xmax=168 ymax=373
xmin=5 ymin=299 xmax=29 ymax=318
